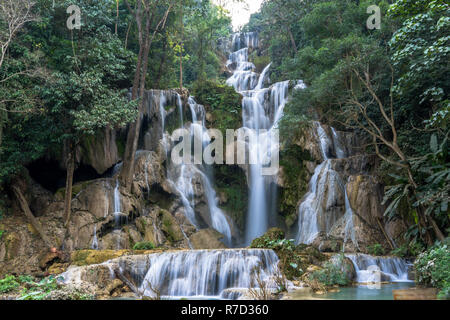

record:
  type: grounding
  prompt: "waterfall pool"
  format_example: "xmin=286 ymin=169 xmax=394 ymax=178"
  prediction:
xmin=288 ymin=282 xmax=416 ymax=300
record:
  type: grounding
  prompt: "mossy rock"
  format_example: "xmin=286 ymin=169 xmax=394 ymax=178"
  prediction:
xmin=71 ymin=250 xmax=131 ymax=266
xmin=191 ymin=80 xmax=243 ymax=135
xmin=55 ymin=181 xmax=91 ymax=200
xmin=250 ymin=228 xmax=285 ymax=248
xmin=279 ymin=144 xmax=313 ymax=224
xmin=158 ymin=210 xmax=183 ymax=243
xmin=4 ymin=232 xmax=21 ymax=260
xmin=133 ymin=242 xmax=155 ymax=250
xmin=214 ymin=165 xmax=248 ymax=232
xmin=250 ymin=229 xmax=326 ymax=280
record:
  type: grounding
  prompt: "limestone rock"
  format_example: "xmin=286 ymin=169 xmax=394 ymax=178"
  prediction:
xmin=190 ymin=229 xmax=227 ymax=249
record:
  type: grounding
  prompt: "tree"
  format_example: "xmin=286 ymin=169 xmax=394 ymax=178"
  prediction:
xmin=0 ymin=0 xmax=37 ymax=148
xmin=41 ymin=26 xmax=138 ymax=227
xmin=119 ymin=0 xmax=173 ymax=192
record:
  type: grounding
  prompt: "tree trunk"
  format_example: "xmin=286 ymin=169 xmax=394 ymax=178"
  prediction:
xmin=429 ymin=215 xmax=445 ymax=242
xmin=63 ymin=148 xmax=75 ymax=227
xmin=120 ymin=10 xmax=152 ymax=192
xmin=287 ymin=27 xmax=298 ymax=55
xmin=179 ymin=2 xmax=183 ymax=90
xmin=376 ymin=217 xmax=395 ymax=250
xmin=12 ymin=185 xmax=53 ymax=248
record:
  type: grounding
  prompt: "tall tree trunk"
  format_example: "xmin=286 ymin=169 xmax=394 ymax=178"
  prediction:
xmin=120 ymin=9 xmax=152 ymax=192
xmin=286 ymin=27 xmax=298 ymax=55
xmin=179 ymin=1 xmax=183 ymax=90
xmin=115 ymin=0 xmax=119 ymax=35
xmin=120 ymin=2 xmax=172 ymax=191
xmin=63 ymin=148 xmax=75 ymax=227
xmin=12 ymin=185 xmax=53 ymax=248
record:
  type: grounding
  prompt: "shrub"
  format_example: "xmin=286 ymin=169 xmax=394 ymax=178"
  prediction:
xmin=367 ymin=243 xmax=385 ymax=256
xmin=391 ymin=244 xmax=409 ymax=258
xmin=191 ymin=80 xmax=242 ymax=135
xmin=18 ymin=276 xmax=60 ymax=300
xmin=0 ymin=275 xmax=20 ymax=294
xmin=414 ymin=241 xmax=450 ymax=299
xmin=133 ymin=242 xmax=155 ymax=250
xmin=309 ymin=259 xmax=351 ymax=287
xmin=250 ymin=228 xmax=326 ymax=280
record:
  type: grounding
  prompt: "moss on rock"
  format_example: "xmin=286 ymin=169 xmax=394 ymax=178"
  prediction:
xmin=279 ymin=144 xmax=313 ymax=227
xmin=250 ymin=228 xmax=326 ymax=280
xmin=214 ymin=165 xmax=248 ymax=232
xmin=191 ymin=80 xmax=242 ymax=136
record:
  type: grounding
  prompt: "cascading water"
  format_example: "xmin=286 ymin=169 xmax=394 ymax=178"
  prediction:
xmin=149 ymin=89 xmax=233 ymax=246
xmin=137 ymin=249 xmax=280 ymax=298
xmin=296 ymin=122 xmax=356 ymax=245
xmin=345 ymin=254 xmax=412 ymax=283
xmin=226 ymin=32 xmax=304 ymax=245
xmin=113 ymin=179 xmax=123 ymax=249
xmin=91 ymin=225 xmax=99 ymax=250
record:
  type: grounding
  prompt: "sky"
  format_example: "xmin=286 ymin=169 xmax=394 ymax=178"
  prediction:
xmin=213 ymin=0 xmax=264 ymax=30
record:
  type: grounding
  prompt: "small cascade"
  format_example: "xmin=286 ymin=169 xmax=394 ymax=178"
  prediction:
xmin=177 ymin=93 xmax=184 ymax=128
xmin=144 ymin=153 xmax=152 ymax=197
xmin=346 ymin=254 xmax=412 ymax=283
xmin=296 ymin=122 xmax=349 ymax=245
xmin=137 ymin=249 xmax=280 ymax=298
xmin=103 ymin=181 xmax=109 ymax=218
xmin=91 ymin=225 xmax=99 ymax=250
xmin=342 ymin=180 xmax=359 ymax=251
xmin=113 ymin=179 xmax=123 ymax=249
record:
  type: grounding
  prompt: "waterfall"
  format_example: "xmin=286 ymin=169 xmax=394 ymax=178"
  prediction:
xmin=144 ymin=153 xmax=151 ymax=197
xmin=137 ymin=249 xmax=279 ymax=298
xmin=149 ymin=89 xmax=233 ymax=245
xmin=225 ymin=32 xmax=303 ymax=245
xmin=177 ymin=93 xmax=184 ymax=128
xmin=296 ymin=123 xmax=349 ymax=245
xmin=342 ymin=181 xmax=359 ymax=251
xmin=103 ymin=181 xmax=109 ymax=218
xmin=346 ymin=254 xmax=412 ymax=283
xmin=91 ymin=225 xmax=99 ymax=250
xmin=113 ymin=179 xmax=122 ymax=249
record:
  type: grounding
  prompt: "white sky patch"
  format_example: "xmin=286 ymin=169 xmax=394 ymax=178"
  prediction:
xmin=213 ymin=0 xmax=263 ymax=30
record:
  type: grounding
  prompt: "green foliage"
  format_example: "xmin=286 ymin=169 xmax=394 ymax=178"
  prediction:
xmin=18 ymin=276 xmax=59 ymax=300
xmin=133 ymin=242 xmax=155 ymax=250
xmin=191 ymin=79 xmax=242 ymax=134
xmin=367 ymin=243 xmax=386 ymax=256
xmin=279 ymin=144 xmax=313 ymax=226
xmin=391 ymin=244 xmax=409 ymax=258
xmin=250 ymin=228 xmax=326 ymax=280
xmin=388 ymin=0 xmax=449 ymax=129
xmin=0 ymin=275 xmax=20 ymax=294
xmin=0 ymin=230 xmax=4 ymax=241
xmin=414 ymin=240 xmax=450 ymax=299
xmin=183 ymin=1 xmax=232 ymax=83
xmin=309 ymin=258 xmax=351 ymax=287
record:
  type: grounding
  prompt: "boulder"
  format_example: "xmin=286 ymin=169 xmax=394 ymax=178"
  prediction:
xmin=190 ymin=229 xmax=227 ymax=249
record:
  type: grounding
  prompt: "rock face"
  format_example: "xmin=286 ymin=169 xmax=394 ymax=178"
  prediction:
xmin=77 ymin=127 xmax=120 ymax=175
xmin=189 ymin=229 xmax=227 ymax=249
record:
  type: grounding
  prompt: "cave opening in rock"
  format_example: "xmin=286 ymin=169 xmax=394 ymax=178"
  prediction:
xmin=27 ymin=158 xmax=102 ymax=193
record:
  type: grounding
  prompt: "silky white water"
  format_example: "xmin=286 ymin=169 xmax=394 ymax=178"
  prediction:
xmin=296 ymin=122 xmax=359 ymax=246
xmin=346 ymin=254 xmax=412 ymax=283
xmin=226 ymin=32 xmax=304 ymax=245
xmin=137 ymin=249 xmax=280 ymax=298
